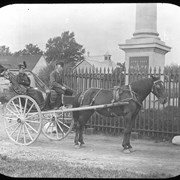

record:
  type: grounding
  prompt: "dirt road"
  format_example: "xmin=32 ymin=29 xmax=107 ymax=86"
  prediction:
xmin=0 ymin=105 xmax=180 ymax=178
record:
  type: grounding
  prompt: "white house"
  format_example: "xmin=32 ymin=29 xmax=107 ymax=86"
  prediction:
xmin=73 ymin=52 xmax=118 ymax=73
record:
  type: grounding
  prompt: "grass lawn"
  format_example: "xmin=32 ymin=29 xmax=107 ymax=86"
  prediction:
xmin=0 ymin=154 xmax=172 ymax=178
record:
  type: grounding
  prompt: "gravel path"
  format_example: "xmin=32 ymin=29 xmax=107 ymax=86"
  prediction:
xmin=0 ymin=105 xmax=180 ymax=177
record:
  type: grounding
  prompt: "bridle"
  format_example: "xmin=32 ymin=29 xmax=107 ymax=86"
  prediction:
xmin=151 ymin=79 xmax=164 ymax=96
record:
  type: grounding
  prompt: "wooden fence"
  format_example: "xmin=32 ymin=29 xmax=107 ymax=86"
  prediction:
xmin=63 ymin=67 xmax=180 ymax=139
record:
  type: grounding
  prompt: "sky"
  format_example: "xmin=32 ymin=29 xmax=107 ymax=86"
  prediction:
xmin=0 ymin=3 xmax=180 ymax=65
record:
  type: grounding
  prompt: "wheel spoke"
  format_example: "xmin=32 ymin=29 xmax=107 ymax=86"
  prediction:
xmin=26 ymin=112 xmax=39 ymax=120
xmin=6 ymin=107 xmax=19 ymax=118
xmin=25 ymin=122 xmax=38 ymax=134
xmin=16 ymin=124 xmax=22 ymax=142
xmin=56 ymin=122 xmax=65 ymax=136
xmin=24 ymin=123 xmax=33 ymax=141
xmin=18 ymin=97 xmax=23 ymax=114
xmin=57 ymin=120 xmax=70 ymax=129
xmin=25 ymin=102 xmax=35 ymax=117
xmin=55 ymin=123 xmax=59 ymax=138
xmin=9 ymin=123 xmax=21 ymax=137
xmin=11 ymin=101 xmax=21 ymax=115
xmin=6 ymin=122 xmax=19 ymax=129
xmin=5 ymin=116 xmax=17 ymax=121
xmin=23 ymin=98 xmax=28 ymax=114
xmin=22 ymin=124 xmax=26 ymax=144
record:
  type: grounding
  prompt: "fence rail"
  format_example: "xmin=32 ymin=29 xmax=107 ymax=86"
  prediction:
xmin=63 ymin=67 xmax=180 ymax=138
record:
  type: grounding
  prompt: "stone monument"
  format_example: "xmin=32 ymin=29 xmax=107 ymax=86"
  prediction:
xmin=119 ymin=3 xmax=171 ymax=83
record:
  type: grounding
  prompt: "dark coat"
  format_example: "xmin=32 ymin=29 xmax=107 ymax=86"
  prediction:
xmin=16 ymin=72 xmax=31 ymax=87
xmin=49 ymin=70 xmax=64 ymax=89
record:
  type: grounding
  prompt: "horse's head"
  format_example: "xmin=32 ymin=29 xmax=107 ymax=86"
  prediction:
xmin=151 ymin=75 xmax=167 ymax=104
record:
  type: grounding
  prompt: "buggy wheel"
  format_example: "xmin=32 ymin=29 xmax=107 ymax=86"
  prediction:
xmin=3 ymin=95 xmax=42 ymax=146
xmin=42 ymin=110 xmax=74 ymax=141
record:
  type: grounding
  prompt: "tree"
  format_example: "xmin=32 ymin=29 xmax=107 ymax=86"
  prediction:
xmin=0 ymin=45 xmax=12 ymax=55
xmin=14 ymin=43 xmax=43 ymax=56
xmin=164 ymin=63 xmax=180 ymax=82
xmin=45 ymin=31 xmax=85 ymax=65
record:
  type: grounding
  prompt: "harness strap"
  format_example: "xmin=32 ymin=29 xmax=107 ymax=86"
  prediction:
xmin=129 ymin=84 xmax=142 ymax=107
xmin=80 ymin=88 xmax=91 ymax=106
xmin=90 ymin=88 xmax=103 ymax=106
xmin=80 ymin=88 xmax=103 ymax=106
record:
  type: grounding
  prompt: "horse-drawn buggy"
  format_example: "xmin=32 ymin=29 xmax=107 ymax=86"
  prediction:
xmin=1 ymin=65 xmax=167 ymax=153
xmin=1 ymin=67 xmax=128 ymax=146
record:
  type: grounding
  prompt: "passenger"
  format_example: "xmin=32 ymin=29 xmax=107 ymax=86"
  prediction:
xmin=50 ymin=62 xmax=73 ymax=110
xmin=16 ymin=61 xmax=31 ymax=88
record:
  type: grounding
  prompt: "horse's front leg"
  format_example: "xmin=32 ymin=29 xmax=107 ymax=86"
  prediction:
xmin=74 ymin=121 xmax=79 ymax=146
xmin=78 ymin=124 xmax=85 ymax=146
xmin=122 ymin=112 xmax=134 ymax=153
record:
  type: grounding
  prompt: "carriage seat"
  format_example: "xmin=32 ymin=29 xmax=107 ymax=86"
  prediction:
xmin=49 ymin=89 xmax=75 ymax=105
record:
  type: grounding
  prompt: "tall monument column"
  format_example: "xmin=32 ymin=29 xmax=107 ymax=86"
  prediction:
xmin=119 ymin=3 xmax=171 ymax=83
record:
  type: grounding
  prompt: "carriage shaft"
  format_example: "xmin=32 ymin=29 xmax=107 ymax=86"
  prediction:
xmin=41 ymin=101 xmax=129 ymax=114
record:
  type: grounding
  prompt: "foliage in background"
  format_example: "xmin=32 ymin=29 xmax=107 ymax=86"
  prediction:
xmin=14 ymin=43 xmax=43 ymax=56
xmin=164 ymin=64 xmax=180 ymax=82
xmin=0 ymin=45 xmax=12 ymax=56
xmin=44 ymin=31 xmax=85 ymax=66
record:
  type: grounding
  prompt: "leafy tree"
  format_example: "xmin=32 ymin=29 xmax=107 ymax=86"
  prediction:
xmin=164 ymin=63 xmax=180 ymax=82
xmin=45 ymin=31 xmax=85 ymax=65
xmin=0 ymin=45 xmax=12 ymax=55
xmin=14 ymin=43 xmax=43 ymax=56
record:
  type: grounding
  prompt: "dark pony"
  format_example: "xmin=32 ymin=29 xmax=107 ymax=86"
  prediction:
xmin=72 ymin=75 xmax=167 ymax=153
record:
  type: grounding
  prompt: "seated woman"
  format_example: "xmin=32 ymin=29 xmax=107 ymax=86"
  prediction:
xmin=16 ymin=61 xmax=45 ymax=109
xmin=16 ymin=61 xmax=31 ymax=88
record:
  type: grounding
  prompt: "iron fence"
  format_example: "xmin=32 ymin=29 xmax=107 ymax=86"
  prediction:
xmin=63 ymin=67 xmax=180 ymax=138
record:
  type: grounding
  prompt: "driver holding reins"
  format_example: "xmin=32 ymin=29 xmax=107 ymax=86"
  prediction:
xmin=50 ymin=61 xmax=73 ymax=110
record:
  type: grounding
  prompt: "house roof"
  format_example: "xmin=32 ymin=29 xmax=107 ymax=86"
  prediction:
xmin=73 ymin=55 xmax=117 ymax=73
xmin=0 ymin=54 xmax=43 ymax=70
xmin=85 ymin=54 xmax=117 ymax=71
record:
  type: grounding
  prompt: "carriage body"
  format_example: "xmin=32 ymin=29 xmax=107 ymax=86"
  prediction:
xmin=2 ymin=69 xmax=74 ymax=145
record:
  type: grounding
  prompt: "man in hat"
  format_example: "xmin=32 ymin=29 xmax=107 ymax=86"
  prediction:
xmin=50 ymin=62 xmax=73 ymax=109
xmin=16 ymin=61 xmax=31 ymax=88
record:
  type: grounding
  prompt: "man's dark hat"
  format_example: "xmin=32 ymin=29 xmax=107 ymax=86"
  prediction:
xmin=56 ymin=61 xmax=64 ymax=67
xmin=18 ymin=61 xmax=27 ymax=69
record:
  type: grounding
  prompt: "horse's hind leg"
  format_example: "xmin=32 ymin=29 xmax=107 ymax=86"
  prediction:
xmin=77 ymin=110 xmax=94 ymax=147
xmin=74 ymin=121 xmax=79 ymax=146
xmin=78 ymin=124 xmax=85 ymax=146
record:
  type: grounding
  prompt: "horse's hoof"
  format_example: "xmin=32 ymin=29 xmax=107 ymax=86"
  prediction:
xmin=123 ymin=149 xmax=131 ymax=154
xmin=74 ymin=144 xmax=80 ymax=149
xmin=79 ymin=143 xmax=85 ymax=148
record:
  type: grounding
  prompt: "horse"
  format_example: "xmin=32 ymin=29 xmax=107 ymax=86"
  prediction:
xmin=72 ymin=75 xmax=167 ymax=153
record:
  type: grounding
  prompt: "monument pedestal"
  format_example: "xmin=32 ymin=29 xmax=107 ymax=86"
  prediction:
xmin=119 ymin=37 xmax=171 ymax=83
xmin=119 ymin=3 xmax=171 ymax=84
